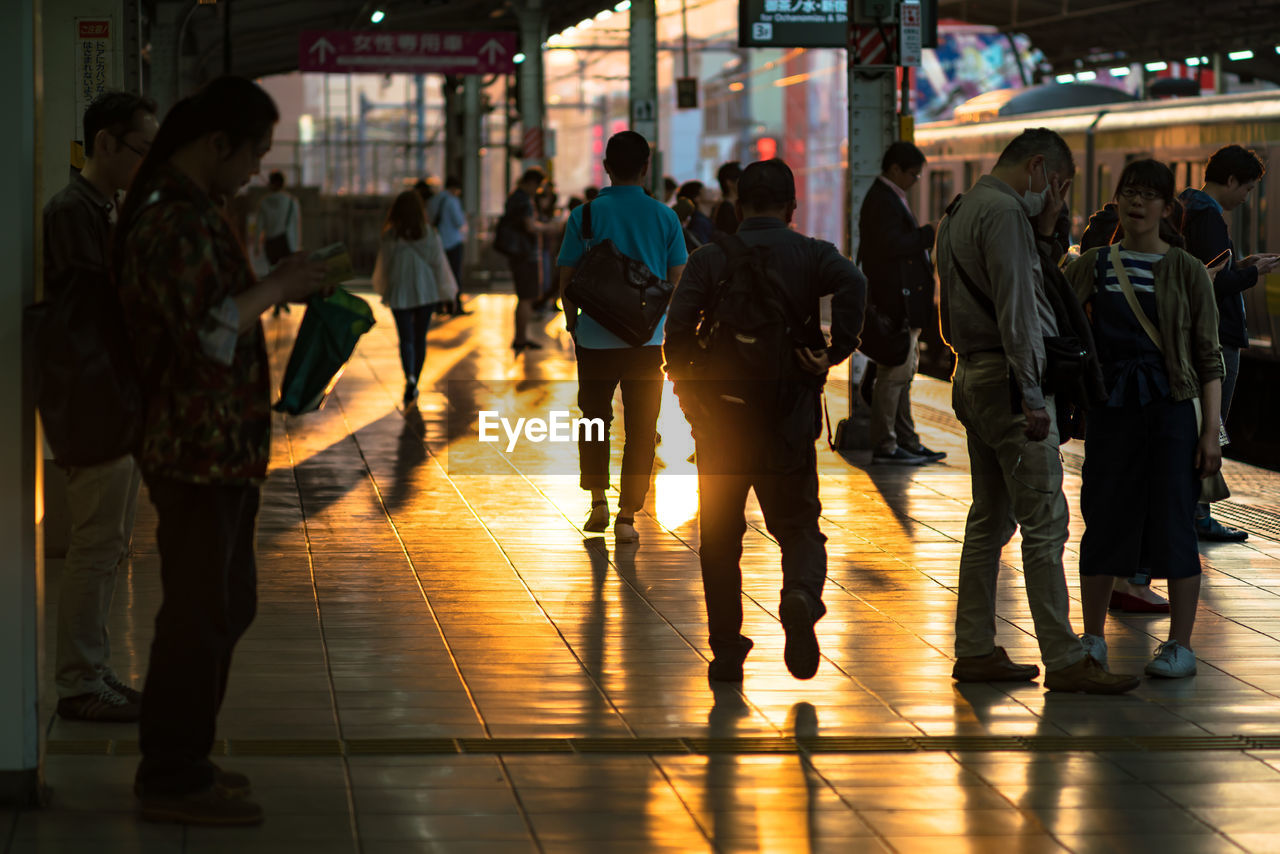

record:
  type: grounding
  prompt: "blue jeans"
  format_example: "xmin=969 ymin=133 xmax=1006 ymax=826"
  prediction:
xmin=392 ymin=305 xmax=432 ymax=387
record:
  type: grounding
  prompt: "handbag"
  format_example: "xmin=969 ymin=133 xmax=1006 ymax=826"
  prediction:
xmin=492 ymin=214 xmax=530 ymax=258
xmin=564 ymin=201 xmax=674 ymax=347
xmin=857 ymin=298 xmax=911 ymax=367
xmin=1108 ymin=243 xmax=1229 ymax=504
xmin=274 ymin=286 xmax=376 ymax=414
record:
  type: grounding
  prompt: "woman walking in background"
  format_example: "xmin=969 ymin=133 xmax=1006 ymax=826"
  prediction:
xmin=373 ymin=190 xmax=458 ymax=405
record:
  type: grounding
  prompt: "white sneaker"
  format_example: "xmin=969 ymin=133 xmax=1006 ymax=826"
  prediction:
xmin=1144 ymin=640 xmax=1197 ymax=678
xmin=1079 ymin=633 xmax=1108 ymax=668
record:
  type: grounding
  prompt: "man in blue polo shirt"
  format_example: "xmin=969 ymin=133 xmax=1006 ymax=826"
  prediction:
xmin=557 ymin=130 xmax=688 ymax=544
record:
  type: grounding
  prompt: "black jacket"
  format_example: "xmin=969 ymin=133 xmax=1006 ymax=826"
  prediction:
xmin=665 ymin=216 xmax=866 ymax=371
xmin=856 ymin=178 xmax=936 ymax=329
xmin=1179 ymin=187 xmax=1258 ymax=348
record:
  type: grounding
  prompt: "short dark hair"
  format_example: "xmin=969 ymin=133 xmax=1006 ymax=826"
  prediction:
xmin=677 ymin=180 xmax=704 ymax=201
xmin=737 ymin=158 xmax=796 ymax=210
xmin=716 ymin=161 xmax=742 ymax=195
xmin=995 ymin=128 xmax=1075 ymax=177
xmin=1205 ymin=144 xmax=1265 ymax=185
xmin=445 ymin=175 xmax=462 ymax=191
xmin=663 ymin=176 xmax=678 ymax=193
xmin=604 ymin=130 xmax=651 ymax=181
xmin=268 ymin=170 xmax=285 ymax=189
xmin=83 ymin=91 xmax=156 ymax=157
xmin=518 ymin=167 xmax=545 ymax=187
xmin=882 ymin=141 xmax=925 ymax=174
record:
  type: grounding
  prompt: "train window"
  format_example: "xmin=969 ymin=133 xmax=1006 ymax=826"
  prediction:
xmin=963 ymin=161 xmax=979 ymax=192
xmin=928 ymin=170 xmax=954 ymax=223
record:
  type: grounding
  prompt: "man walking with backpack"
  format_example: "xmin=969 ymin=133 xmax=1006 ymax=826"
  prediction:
xmin=665 ymin=158 xmax=865 ymax=682
xmin=44 ymin=90 xmax=158 ymax=722
xmin=557 ymin=130 xmax=687 ymax=543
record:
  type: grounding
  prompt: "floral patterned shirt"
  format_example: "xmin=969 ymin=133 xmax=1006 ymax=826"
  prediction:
xmin=118 ymin=165 xmax=271 ymax=484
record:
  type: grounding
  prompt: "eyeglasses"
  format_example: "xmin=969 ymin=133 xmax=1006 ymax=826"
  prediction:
xmin=1118 ymin=187 xmax=1163 ymax=202
xmin=114 ymin=134 xmax=150 ymax=158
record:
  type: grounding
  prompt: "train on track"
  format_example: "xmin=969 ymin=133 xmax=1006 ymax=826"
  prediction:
xmin=906 ymin=88 xmax=1280 ymax=466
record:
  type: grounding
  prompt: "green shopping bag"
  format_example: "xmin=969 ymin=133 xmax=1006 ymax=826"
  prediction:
xmin=274 ymin=286 xmax=376 ymax=414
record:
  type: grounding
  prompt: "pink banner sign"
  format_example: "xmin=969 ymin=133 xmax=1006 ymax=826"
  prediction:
xmin=299 ymin=30 xmax=517 ymax=75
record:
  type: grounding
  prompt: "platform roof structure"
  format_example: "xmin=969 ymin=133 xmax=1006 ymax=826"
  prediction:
xmin=175 ymin=0 xmax=615 ymax=82
xmin=177 ymin=0 xmax=1280 ymax=84
xmin=939 ymin=0 xmax=1280 ymax=81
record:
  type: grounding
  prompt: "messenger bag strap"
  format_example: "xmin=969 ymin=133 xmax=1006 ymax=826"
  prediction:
xmin=1108 ymin=242 xmax=1164 ymax=352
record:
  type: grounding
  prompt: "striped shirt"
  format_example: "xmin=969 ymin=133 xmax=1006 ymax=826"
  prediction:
xmin=1101 ymin=248 xmax=1161 ymax=294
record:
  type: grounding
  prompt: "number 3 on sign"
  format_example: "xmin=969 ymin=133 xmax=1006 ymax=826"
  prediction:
xmin=752 ymin=22 xmax=773 ymax=40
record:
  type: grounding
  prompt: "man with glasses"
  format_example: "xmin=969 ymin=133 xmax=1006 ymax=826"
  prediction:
xmin=43 ymin=90 xmax=158 ymax=721
xmin=937 ymin=128 xmax=1138 ymax=694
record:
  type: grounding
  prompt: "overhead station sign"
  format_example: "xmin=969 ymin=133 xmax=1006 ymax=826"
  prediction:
xmin=299 ymin=30 xmax=517 ymax=75
xmin=738 ymin=0 xmax=849 ymax=48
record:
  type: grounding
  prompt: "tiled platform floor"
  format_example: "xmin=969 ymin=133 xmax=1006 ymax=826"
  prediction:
xmin=12 ymin=291 xmax=1280 ymax=853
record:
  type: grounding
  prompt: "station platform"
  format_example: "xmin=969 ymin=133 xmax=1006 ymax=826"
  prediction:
xmin=12 ymin=291 xmax=1280 ymax=854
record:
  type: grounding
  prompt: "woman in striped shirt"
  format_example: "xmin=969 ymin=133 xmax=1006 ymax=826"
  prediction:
xmin=1063 ymin=159 xmax=1225 ymax=680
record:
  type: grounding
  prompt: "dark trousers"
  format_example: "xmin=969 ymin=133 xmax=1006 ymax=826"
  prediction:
xmin=392 ymin=305 xmax=432 ymax=387
xmin=695 ymin=405 xmax=828 ymax=660
xmin=1198 ymin=344 xmax=1240 ymax=518
xmin=137 ymin=475 xmax=259 ymax=794
xmin=576 ymin=345 xmax=663 ymax=510
xmin=445 ymin=244 xmax=464 ymax=309
xmin=1081 ymin=397 xmax=1201 ymax=579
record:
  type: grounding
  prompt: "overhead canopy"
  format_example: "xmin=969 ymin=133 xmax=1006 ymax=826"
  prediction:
xmin=176 ymin=0 xmax=615 ymax=82
xmin=180 ymin=0 xmax=1280 ymax=84
xmin=940 ymin=0 xmax=1280 ymax=80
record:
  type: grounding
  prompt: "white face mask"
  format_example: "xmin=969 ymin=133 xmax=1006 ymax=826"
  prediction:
xmin=1023 ymin=161 xmax=1050 ymax=216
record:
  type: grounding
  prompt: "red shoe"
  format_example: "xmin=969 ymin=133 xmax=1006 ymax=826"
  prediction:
xmin=1109 ymin=590 xmax=1171 ymax=614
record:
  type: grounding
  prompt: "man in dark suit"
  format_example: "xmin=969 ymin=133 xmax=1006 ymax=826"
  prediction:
xmin=858 ymin=141 xmax=945 ymax=464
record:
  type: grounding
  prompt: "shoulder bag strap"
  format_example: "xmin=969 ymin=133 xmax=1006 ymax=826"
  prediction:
xmin=1108 ymin=242 xmax=1163 ymax=352
xmin=1107 ymin=243 xmax=1214 ymax=433
xmin=580 ymin=200 xmax=593 ymax=245
xmin=940 ymin=198 xmax=997 ymax=321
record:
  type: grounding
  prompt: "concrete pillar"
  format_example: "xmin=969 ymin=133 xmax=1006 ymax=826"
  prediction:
xmin=149 ymin=0 xmax=185 ymax=116
xmin=462 ymin=74 xmax=482 ymax=269
xmin=628 ymin=0 xmax=660 ymax=194
xmin=0 ymin=0 xmax=43 ymax=807
xmin=515 ymin=0 xmax=546 ymax=171
xmin=839 ymin=59 xmax=895 ymax=447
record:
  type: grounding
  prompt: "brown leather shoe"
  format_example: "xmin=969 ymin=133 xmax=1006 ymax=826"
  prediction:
xmin=1045 ymin=655 xmax=1141 ymax=694
xmin=952 ymin=646 xmax=1040 ymax=683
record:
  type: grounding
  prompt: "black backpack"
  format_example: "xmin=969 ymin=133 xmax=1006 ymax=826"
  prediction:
xmin=684 ymin=233 xmax=811 ymax=421
xmin=26 ymin=262 xmax=143 ymax=466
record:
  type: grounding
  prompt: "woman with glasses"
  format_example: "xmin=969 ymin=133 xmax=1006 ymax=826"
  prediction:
xmin=1063 ymin=159 xmax=1225 ymax=679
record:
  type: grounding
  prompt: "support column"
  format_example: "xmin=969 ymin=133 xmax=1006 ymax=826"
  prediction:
xmin=149 ymin=0 xmax=183 ymax=115
xmin=629 ymin=0 xmax=660 ymax=194
xmin=0 ymin=0 xmax=43 ymax=806
xmin=462 ymin=74 xmax=482 ymax=269
xmin=837 ymin=55 xmax=895 ymax=448
xmin=443 ymin=75 xmax=463 ymax=184
xmin=515 ymin=0 xmax=546 ymax=171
